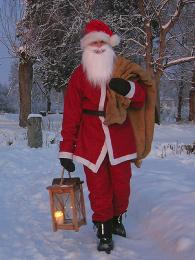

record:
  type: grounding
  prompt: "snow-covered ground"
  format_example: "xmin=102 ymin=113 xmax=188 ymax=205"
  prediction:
xmin=0 ymin=113 xmax=195 ymax=260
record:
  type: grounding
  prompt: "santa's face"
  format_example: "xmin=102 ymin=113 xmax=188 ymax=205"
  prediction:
xmin=89 ymin=40 xmax=107 ymax=52
xmin=82 ymin=40 xmax=116 ymax=87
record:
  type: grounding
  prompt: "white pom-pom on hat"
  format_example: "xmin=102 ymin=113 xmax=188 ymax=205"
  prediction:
xmin=109 ymin=34 xmax=120 ymax=47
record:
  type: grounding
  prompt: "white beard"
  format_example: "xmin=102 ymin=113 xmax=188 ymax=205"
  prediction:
xmin=82 ymin=44 xmax=116 ymax=87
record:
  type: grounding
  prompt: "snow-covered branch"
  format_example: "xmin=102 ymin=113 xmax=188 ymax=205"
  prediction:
xmin=66 ymin=0 xmax=80 ymax=15
xmin=164 ymin=56 xmax=195 ymax=68
xmin=157 ymin=0 xmax=170 ymax=15
xmin=162 ymin=0 xmax=187 ymax=33
xmin=126 ymin=38 xmax=145 ymax=49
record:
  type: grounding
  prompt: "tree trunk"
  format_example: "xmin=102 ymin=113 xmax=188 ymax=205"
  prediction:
xmin=189 ymin=69 xmax=195 ymax=121
xmin=176 ymin=77 xmax=184 ymax=122
xmin=189 ymin=88 xmax=195 ymax=122
xmin=47 ymin=91 xmax=51 ymax=112
xmin=138 ymin=0 xmax=161 ymax=125
xmin=147 ymin=65 xmax=161 ymax=125
xmin=19 ymin=56 xmax=33 ymax=127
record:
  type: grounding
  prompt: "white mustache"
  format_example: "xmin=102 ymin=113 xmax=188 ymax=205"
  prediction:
xmin=93 ymin=49 xmax=106 ymax=54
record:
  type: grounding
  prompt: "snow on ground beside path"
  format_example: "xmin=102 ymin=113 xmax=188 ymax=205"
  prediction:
xmin=0 ymin=113 xmax=195 ymax=260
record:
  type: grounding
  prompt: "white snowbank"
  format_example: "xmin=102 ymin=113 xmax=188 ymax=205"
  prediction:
xmin=0 ymin=114 xmax=195 ymax=260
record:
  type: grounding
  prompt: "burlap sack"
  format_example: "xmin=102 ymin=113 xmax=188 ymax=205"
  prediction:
xmin=105 ymin=56 xmax=156 ymax=167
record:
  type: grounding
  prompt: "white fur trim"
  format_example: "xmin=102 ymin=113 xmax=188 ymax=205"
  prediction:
xmin=73 ymin=143 xmax=107 ymax=173
xmin=74 ymin=83 xmax=108 ymax=173
xmin=80 ymin=32 xmax=120 ymax=49
xmin=111 ymin=153 xmax=137 ymax=164
xmin=102 ymin=117 xmax=137 ymax=164
xmin=125 ymin=81 xmax=135 ymax=98
xmin=59 ymin=152 xmax=73 ymax=159
xmin=100 ymin=84 xmax=137 ymax=165
xmin=109 ymin=34 xmax=120 ymax=47
xmin=80 ymin=32 xmax=110 ymax=49
xmin=99 ymin=82 xmax=107 ymax=111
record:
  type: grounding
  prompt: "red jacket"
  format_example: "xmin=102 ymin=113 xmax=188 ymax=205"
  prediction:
xmin=59 ymin=65 xmax=146 ymax=173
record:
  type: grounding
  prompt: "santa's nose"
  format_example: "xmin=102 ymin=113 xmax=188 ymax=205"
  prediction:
xmin=96 ymin=41 xmax=105 ymax=48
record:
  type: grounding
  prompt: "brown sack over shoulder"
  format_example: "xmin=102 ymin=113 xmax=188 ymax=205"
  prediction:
xmin=105 ymin=56 xmax=156 ymax=165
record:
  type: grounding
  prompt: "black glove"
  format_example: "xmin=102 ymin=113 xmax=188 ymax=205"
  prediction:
xmin=109 ymin=78 xmax=131 ymax=96
xmin=60 ymin=158 xmax=75 ymax=172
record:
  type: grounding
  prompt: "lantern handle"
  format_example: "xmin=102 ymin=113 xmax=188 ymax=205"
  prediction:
xmin=67 ymin=171 xmax=71 ymax=178
xmin=60 ymin=168 xmax=71 ymax=185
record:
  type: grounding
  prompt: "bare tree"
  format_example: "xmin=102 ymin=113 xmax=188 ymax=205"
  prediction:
xmin=105 ymin=0 xmax=195 ymax=123
xmin=0 ymin=0 xmax=34 ymax=127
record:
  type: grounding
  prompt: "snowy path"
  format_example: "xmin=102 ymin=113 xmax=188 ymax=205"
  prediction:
xmin=0 ymin=114 xmax=195 ymax=260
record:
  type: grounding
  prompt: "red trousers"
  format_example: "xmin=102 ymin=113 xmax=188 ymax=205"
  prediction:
xmin=84 ymin=155 xmax=132 ymax=222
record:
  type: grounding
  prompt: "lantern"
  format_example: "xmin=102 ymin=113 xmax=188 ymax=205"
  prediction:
xmin=47 ymin=170 xmax=86 ymax=232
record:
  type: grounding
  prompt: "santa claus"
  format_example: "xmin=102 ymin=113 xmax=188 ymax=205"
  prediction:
xmin=59 ymin=20 xmax=146 ymax=254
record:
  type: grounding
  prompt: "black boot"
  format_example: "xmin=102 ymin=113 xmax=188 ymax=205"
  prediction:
xmin=95 ymin=219 xmax=114 ymax=254
xmin=112 ymin=214 xmax=126 ymax=237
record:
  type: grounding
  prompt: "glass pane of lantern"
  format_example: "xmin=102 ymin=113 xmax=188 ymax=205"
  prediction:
xmin=54 ymin=192 xmax=73 ymax=224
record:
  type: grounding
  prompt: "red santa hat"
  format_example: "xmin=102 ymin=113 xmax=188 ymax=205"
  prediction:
xmin=80 ymin=19 xmax=120 ymax=49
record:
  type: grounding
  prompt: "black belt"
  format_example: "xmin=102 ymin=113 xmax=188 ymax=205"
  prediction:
xmin=83 ymin=109 xmax=105 ymax=117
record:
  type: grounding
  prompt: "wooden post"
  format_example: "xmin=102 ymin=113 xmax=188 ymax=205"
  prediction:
xmin=189 ymin=88 xmax=195 ymax=122
xmin=27 ymin=114 xmax=43 ymax=148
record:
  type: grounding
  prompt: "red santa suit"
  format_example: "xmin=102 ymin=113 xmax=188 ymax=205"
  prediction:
xmin=59 ymin=64 xmax=146 ymax=221
xmin=59 ymin=64 xmax=146 ymax=171
xmin=59 ymin=19 xmax=146 ymax=222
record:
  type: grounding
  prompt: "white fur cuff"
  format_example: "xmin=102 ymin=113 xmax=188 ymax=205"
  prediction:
xmin=59 ymin=152 xmax=73 ymax=159
xmin=125 ymin=81 xmax=135 ymax=98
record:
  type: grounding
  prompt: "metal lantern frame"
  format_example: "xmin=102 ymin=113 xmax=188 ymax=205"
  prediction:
xmin=47 ymin=169 xmax=86 ymax=232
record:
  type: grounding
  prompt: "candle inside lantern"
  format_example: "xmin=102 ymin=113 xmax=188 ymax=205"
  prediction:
xmin=54 ymin=211 xmax=64 ymax=225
